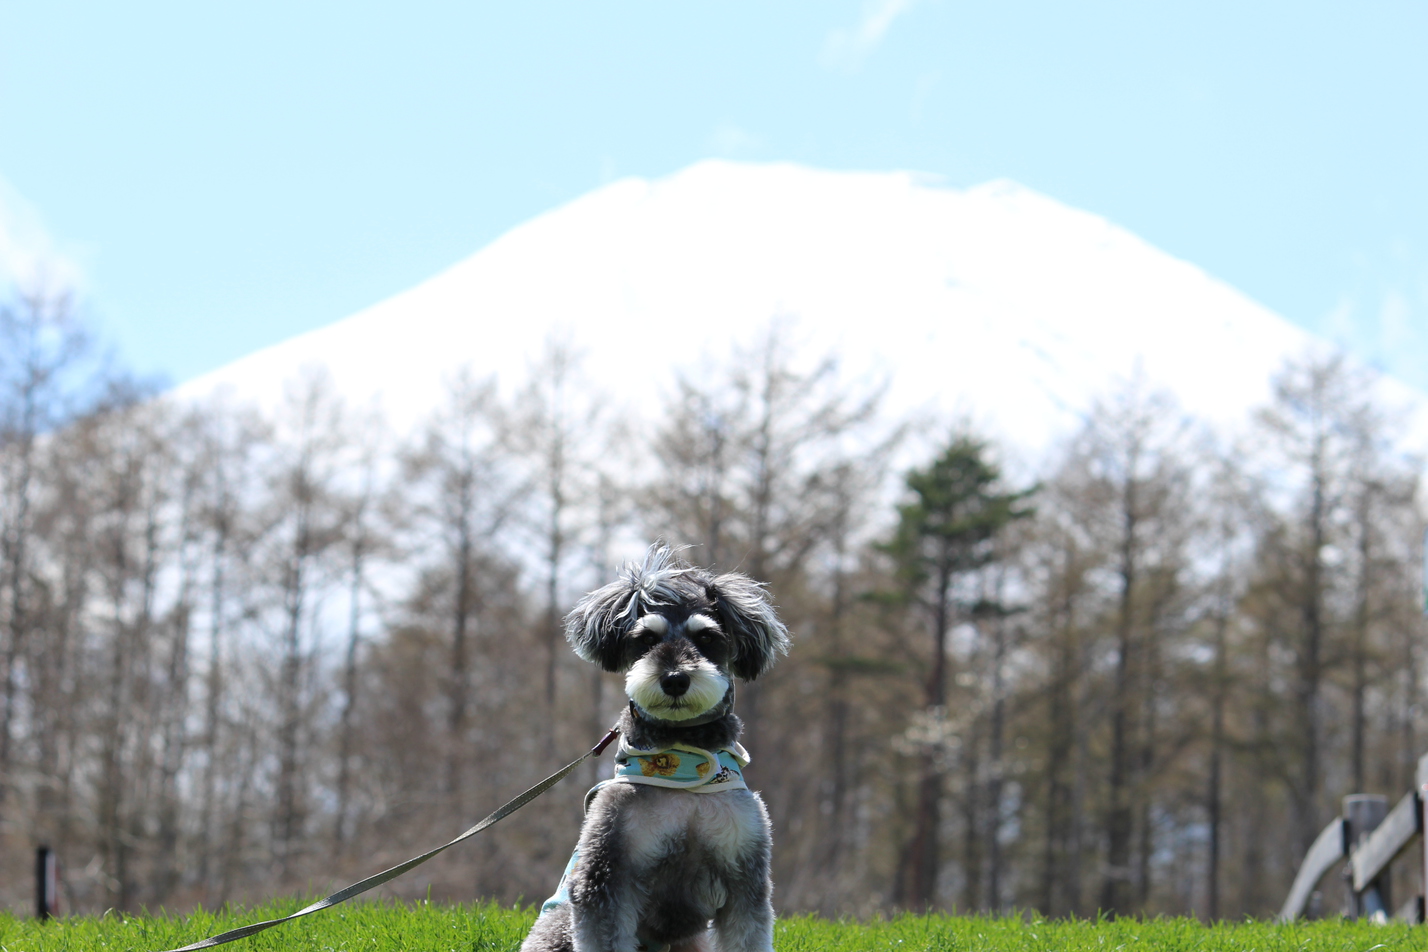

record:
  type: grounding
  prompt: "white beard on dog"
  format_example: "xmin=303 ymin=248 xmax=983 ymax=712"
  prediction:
xmin=625 ymin=654 xmax=730 ymax=721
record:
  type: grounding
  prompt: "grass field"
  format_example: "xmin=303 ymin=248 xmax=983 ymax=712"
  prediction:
xmin=1 ymin=901 xmax=1422 ymax=952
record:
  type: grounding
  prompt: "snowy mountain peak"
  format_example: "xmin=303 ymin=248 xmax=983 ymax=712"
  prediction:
xmin=179 ymin=160 xmax=1428 ymax=455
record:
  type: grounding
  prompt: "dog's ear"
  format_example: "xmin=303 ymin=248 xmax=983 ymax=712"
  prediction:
xmin=564 ymin=578 xmax=641 ymax=672
xmin=707 ymin=573 xmax=791 ymax=681
xmin=566 ymin=543 xmax=692 ymax=671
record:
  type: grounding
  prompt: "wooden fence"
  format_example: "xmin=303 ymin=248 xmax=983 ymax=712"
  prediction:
xmin=1279 ymin=753 xmax=1428 ymax=922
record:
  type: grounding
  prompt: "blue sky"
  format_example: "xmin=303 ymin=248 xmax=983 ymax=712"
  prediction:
xmin=1 ymin=1 xmax=1425 ymax=388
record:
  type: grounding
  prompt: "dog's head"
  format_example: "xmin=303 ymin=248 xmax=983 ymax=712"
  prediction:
xmin=564 ymin=545 xmax=791 ymax=722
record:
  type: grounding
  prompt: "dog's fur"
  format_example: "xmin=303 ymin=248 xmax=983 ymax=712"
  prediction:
xmin=520 ymin=546 xmax=790 ymax=952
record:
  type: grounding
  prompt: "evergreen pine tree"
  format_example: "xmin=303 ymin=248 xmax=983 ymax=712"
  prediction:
xmin=881 ymin=434 xmax=1034 ymax=908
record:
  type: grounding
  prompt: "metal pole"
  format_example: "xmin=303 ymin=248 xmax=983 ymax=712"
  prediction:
xmin=1419 ymin=754 xmax=1428 ymax=923
xmin=35 ymin=845 xmax=56 ymax=920
xmin=1422 ymin=526 xmax=1428 ymax=615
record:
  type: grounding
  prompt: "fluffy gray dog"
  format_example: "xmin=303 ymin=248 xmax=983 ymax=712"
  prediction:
xmin=520 ymin=545 xmax=791 ymax=952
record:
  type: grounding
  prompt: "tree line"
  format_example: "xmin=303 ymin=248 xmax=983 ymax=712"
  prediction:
xmin=0 ymin=287 xmax=1424 ymax=921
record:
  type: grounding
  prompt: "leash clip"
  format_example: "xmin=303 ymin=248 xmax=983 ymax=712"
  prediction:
xmin=592 ymin=726 xmax=621 ymax=756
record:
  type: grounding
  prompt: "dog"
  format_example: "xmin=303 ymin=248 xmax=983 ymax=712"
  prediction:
xmin=520 ymin=545 xmax=791 ymax=952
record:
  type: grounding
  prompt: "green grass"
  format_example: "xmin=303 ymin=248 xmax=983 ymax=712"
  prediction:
xmin=1 ymin=902 xmax=1423 ymax=952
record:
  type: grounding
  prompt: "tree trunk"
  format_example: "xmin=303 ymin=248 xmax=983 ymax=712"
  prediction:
xmin=986 ymin=613 xmax=1008 ymax=911
xmin=1292 ymin=445 xmax=1327 ymax=857
xmin=903 ymin=557 xmax=953 ymax=908
xmin=1101 ymin=471 xmax=1139 ymax=915
xmin=1206 ymin=606 xmax=1228 ymax=920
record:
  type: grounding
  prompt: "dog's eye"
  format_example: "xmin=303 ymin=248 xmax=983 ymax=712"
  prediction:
xmin=637 ymin=629 xmax=660 ymax=645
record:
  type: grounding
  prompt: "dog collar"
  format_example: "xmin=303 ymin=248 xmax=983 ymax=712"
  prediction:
xmin=627 ymin=682 xmax=735 ymax=728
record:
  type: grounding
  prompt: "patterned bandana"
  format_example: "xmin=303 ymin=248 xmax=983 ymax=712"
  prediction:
xmin=607 ymin=738 xmax=750 ymax=793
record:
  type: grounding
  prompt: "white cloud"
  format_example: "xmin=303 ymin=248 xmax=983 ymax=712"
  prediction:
xmin=1320 ymin=296 xmax=1356 ymax=341
xmin=1379 ymin=289 xmax=1413 ymax=351
xmin=822 ymin=0 xmax=923 ymax=72
xmin=910 ymin=69 xmax=940 ymax=122
xmin=0 ymin=174 xmax=85 ymax=293
xmin=1372 ymin=290 xmax=1428 ymax=387
xmin=1314 ymin=286 xmax=1428 ymax=392
xmin=708 ymin=122 xmax=761 ymax=157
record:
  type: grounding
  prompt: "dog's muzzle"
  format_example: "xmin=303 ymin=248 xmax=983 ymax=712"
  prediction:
xmin=625 ymin=652 xmax=734 ymax=725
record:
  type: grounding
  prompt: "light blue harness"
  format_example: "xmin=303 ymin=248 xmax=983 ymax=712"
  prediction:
xmin=607 ymin=738 xmax=751 ymax=793
xmin=537 ymin=738 xmax=751 ymax=920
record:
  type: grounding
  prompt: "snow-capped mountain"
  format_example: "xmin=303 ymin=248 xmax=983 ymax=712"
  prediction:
xmin=178 ymin=160 xmax=1428 ymax=457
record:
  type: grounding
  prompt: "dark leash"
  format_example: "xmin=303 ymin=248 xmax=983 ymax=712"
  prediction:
xmin=158 ymin=726 xmax=622 ymax=952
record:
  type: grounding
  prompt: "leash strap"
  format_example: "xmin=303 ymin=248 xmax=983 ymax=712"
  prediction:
xmin=159 ymin=727 xmax=621 ymax=952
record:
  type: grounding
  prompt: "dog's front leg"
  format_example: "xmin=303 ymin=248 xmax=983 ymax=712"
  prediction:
xmin=569 ymin=884 xmax=642 ymax=952
xmin=570 ymin=898 xmax=640 ymax=952
xmin=709 ymin=845 xmax=774 ymax=952
xmin=569 ymin=788 xmax=643 ymax=952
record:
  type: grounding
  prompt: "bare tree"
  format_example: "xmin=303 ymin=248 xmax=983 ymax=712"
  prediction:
xmin=402 ymin=369 xmax=519 ymax=800
xmin=189 ymin=394 xmax=269 ymax=901
xmin=86 ymin=396 xmax=179 ymax=909
xmin=0 ymin=284 xmax=89 ymax=814
xmin=1252 ymin=352 xmax=1370 ymax=857
xmin=504 ymin=336 xmax=617 ymax=714
xmin=1026 ymin=495 xmax=1098 ymax=917
xmin=334 ymin=403 xmax=390 ymax=851
xmin=1069 ymin=381 xmax=1196 ymax=915
xmin=1196 ymin=452 xmax=1259 ymax=920
xmin=261 ymin=367 xmax=350 ymax=877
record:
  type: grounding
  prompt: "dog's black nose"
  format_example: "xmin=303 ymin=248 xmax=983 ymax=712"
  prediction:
xmin=660 ymin=671 xmax=691 ymax=697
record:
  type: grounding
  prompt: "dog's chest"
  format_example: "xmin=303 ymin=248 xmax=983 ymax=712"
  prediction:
xmin=621 ymin=787 xmax=766 ymax=869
